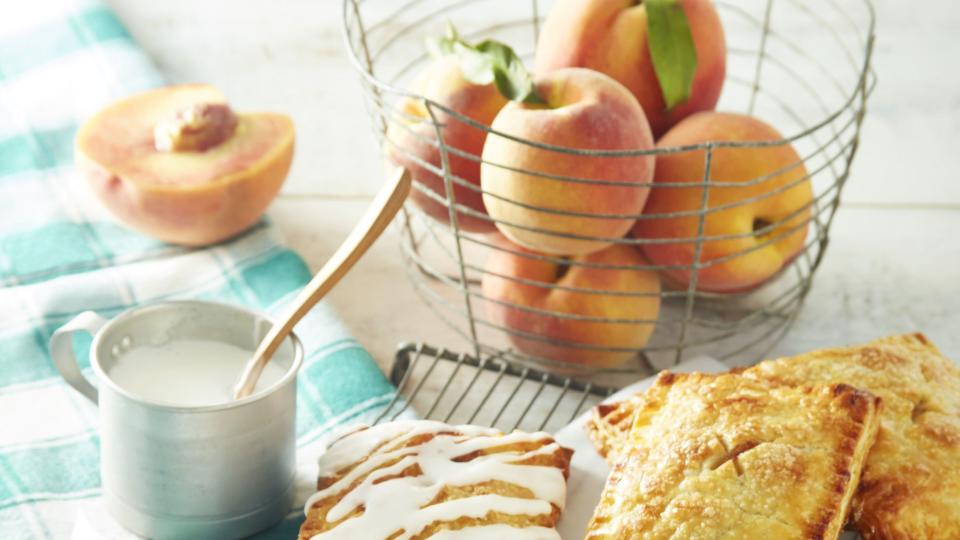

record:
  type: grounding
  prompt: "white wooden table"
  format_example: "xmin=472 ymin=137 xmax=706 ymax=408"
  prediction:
xmin=107 ymin=0 xmax=960 ymax=373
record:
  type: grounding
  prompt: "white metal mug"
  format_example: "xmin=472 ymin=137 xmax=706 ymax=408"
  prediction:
xmin=50 ymin=300 xmax=303 ymax=539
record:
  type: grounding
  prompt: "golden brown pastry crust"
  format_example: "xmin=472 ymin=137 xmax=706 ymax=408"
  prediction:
xmin=744 ymin=333 xmax=960 ymax=540
xmin=585 ymin=392 xmax=645 ymax=464
xmin=299 ymin=421 xmax=572 ymax=539
xmin=585 ymin=371 xmax=881 ymax=540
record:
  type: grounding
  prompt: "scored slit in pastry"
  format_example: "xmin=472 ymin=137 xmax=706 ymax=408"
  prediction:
xmin=587 ymin=333 xmax=960 ymax=539
xmin=585 ymin=371 xmax=881 ymax=539
xmin=298 ymin=420 xmax=572 ymax=540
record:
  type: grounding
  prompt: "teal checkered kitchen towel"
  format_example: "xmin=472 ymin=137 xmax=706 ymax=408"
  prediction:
xmin=0 ymin=1 xmax=401 ymax=538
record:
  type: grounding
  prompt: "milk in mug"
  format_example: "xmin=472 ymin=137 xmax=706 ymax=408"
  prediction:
xmin=107 ymin=339 xmax=288 ymax=407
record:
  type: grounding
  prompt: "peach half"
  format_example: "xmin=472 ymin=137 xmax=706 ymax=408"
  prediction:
xmin=482 ymin=235 xmax=661 ymax=368
xmin=76 ymin=84 xmax=294 ymax=246
xmin=634 ymin=112 xmax=813 ymax=293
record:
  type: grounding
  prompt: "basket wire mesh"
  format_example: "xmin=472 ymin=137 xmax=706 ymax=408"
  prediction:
xmin=342 ymin=0 xmax=876 ymax=378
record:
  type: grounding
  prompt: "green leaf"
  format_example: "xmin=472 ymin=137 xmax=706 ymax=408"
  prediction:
xmin=476 ymin=40 xmax=546 ymax=104
xmin=454 ymin=42 xmax=496 ymax=85
xmin=425 ymin=23 xmax=545 ymax=105
xmin=425 ymin=22 xmax=458 ymax=59
xmin=425 ymin=35 xmax=453 ymax=58
xmin=646 ymin=0 xmax=698 ymax=110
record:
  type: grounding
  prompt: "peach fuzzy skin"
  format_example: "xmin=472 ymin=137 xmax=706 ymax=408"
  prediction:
xmin=75 ymin=84 xmax=294 ymax=246
xmin=480 ymin=68 xmax=654 ymax=256
xmin=535 ymin=0 xmax=726 ymax=138
xmin=482 ymin=235 xmax=661 ymax=368
xmin=634 ymin=112 xmax=813 ymax=293
xmin=386 ymin=56 xmax=507 ymax=233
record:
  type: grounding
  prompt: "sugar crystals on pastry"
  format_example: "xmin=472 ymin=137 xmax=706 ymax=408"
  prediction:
xmin=745 ymin=333 xmax=960 ymax=540
xmin=585 ymin=392 xmax=646 ymax=464
xmin=299 ymin=420 xmax=572 ymax=539
xmin=586 ymin=371 xmax=881 ymax=540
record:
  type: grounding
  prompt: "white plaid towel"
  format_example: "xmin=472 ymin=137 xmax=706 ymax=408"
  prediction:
xmin=0 ymin=0 xmax=401 ymax=538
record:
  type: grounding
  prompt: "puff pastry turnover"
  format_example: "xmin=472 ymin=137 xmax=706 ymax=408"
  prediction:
xmin=744 ymin=333 xmax=960 ymax=540
xmin=585 ymin=391 xmax=647 ymax=464
xmin=586 ymin=371 xmax=881 ymax=540
xmin=298 ymin=420 xmax=572 ymax=540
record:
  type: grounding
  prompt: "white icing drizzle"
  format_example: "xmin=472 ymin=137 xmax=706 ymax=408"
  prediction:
xmin=304 ymin=420 xmax=567 ymax=539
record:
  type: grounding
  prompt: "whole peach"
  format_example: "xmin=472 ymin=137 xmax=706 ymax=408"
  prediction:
xmin=482 ymin=235 xmax=661 ymax=368
xmin=634 ymin=112 xmax=813 ymax=293
xmin=536 ymin=0 xmax=726 ymax=138
xmin=481 ymin=68 xmax=654 ymax=256
xmin=385 ymin=56 xmax=507 ymax=233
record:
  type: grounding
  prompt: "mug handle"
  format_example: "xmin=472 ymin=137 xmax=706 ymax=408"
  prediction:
xmin=50 ymin=311 xmax=108 ymax=405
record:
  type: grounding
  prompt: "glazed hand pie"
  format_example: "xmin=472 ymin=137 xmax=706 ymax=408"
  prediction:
xmin=745 ymin=333 xmax=960 ymax=540
xmin=298 ymin=420 xmax=572 ymax=539
xmin=586 ymin=371 xmax=881 ymax=540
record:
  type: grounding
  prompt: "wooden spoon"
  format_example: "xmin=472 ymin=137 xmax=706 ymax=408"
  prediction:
xmin=233 ymin=167 xmax=412 ymax=399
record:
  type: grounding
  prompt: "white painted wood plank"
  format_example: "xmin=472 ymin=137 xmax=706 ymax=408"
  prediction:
xmin=839 ymin=0 xmax=960 ymax=205
xmin=269 ymin=197 xmax=467 ymax=369
xmin=770 ymin=205 xmax=960 ymax=361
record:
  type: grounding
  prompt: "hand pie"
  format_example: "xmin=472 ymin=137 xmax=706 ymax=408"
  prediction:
xmin=745 ymin=333 xmax=960 ymax=540
xmin=585 ymin=392 xmax=647 ymax=464
xmin=586 ymin=371 xmax=881 ymax=540
xmin=298 ymin=420 xmax=572 ymax=539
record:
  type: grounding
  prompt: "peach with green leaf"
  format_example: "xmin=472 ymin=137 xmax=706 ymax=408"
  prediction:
xmin=406 ymin=31 xmax=655 ymax=254
xmin=384 ymin=27 xmax=508 ymax=233
xmin=535 ymin=0 xmax=726 ymax=138
xmin=75 ymin=84 xmax=294 ymax=246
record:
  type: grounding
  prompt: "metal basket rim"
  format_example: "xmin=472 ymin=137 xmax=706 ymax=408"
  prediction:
xmin=341 ymin=0 xmax=877 ymax=157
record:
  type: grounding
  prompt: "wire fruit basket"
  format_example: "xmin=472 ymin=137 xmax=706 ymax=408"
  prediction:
xmin=343 ymin=0 xmax=876 ymax=377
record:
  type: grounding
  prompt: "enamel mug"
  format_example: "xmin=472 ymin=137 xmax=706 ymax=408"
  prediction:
xmin=50 ymin=300 xmax=303 ymax=539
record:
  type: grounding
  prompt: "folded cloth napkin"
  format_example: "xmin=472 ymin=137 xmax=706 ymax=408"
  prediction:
xmin=0 ymin=2 xmax=400 ymax=538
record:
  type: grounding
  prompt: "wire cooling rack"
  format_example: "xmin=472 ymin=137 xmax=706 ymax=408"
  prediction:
xmin=374 ymin=342 xmax=617 ymax=433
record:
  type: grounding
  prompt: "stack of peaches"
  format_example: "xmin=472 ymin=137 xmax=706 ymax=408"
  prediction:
xmin=386 ymin=0 xmax=814 ymax=369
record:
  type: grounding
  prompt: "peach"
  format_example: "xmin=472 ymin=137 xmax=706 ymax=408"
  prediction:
xmin=385 ymin=55 xmax=507 ymax=233
xmin=536 ymin=0 xmax=726 ymax=138
xmin=482 ymin=235 xmax=661 ymax=368
xmin=76 ymin=84 xmax=294 ymax=246
xmin=480 ymin=68 xmax=654 ymax=256
xmin=634 ymin=112 xmax=813 ymax=293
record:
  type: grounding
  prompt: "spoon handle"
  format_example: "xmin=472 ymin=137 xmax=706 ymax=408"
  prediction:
xmin=233 ymin=167 xmax=412 ymax=399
